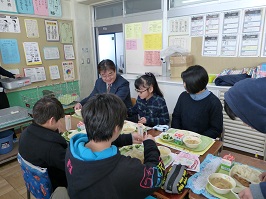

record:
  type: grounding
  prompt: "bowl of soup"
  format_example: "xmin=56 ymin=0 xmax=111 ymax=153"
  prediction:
xmin=183 ymin=135 xmax=202 ymax=149
xmin=208 ymin=173 xmax=236 ymax=194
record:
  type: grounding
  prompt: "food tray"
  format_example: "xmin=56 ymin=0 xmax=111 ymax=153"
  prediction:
xmin=0 ymin=106 xmax=29 ymax=125
xmin=157 ymin=128 xmax=213 ymax=152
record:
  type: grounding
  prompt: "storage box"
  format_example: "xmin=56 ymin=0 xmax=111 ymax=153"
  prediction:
xmin=0 ymin=130 xmax=14 ymax=154
xmin=0 ymin=77 xmax=31 ymax=90
xmin=0 ymin=106 xmax=29 ymax=126
xmin=170 ymin=54 xmax=193 ymax=77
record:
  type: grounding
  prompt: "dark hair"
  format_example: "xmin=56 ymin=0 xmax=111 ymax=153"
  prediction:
xmin=97 ymin=59 xmax=116 ymax=74
xmin=33 ymin=97 xmax=64 ymax=124
xmin=134 ymin=72 xmax=163 ymax=97
xmin=224 ymin=100 xmax=237 ymax=120
xmin=181 ymin=65 xmax=208 ymax=94
xmin=82 ymin=93 xmax=127 ymax=142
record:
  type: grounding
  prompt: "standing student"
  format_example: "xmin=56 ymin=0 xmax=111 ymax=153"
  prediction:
xmin=171 ymin=65 xmax=223 ymax=139
xmin=74 ymin=59 xmax=132 ymax=109
xmin=66 ymin=93 xmax=165 ymax=199
xmin=127 ymin=72 xmax=169 ymax=127
xmin=19 ymin=97 xmax=68 ymax=190
xmin=224 ymin=77 xmax=266 ymax=199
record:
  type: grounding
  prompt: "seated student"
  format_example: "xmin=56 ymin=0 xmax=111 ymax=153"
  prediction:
xmin=65 ymin=93 xmax=165 ymax=199
xmin=224 ymin=77 xmax=266 ymax=199
xmin=19 ymin=97 xmax=68 ymax=190
xmin=171 ymin=65 xmax=223 ymax=139
xmin=74 ymin=59 xmax=132 ymax=110
xmin=127 ymin=72 xmax=169 ymax=127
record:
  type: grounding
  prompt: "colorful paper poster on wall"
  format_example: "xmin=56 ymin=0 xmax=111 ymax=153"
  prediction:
xmin=239 ymin=33 xmax=261 ymax=57
xmin=202 ymin=35 xmax=219 ymax=56
xmin=242 ymin=8 xmax=264 ymax=33
xmin=33 ymin=0 xmax=48 ymax=16
xmin=59 ymin=21 xmax=73 ymax=43
xmin=0 ymin=15 xmax=21 ymax=33
xmin=222 ymin=10 xmax=240 ymax=34
xmin=0 ymin=39 xmax=20 ymax=64
xmin=62 ymin=61 xmax=75 ymax=81
xmin=205 ymin=13 xmax=220 ymax=35
xmin=0 ymin=0 xmax=17 ymax=13
xmin=126 ymin=39 xmax=137 ymax=50
xmin=168 ymin=35 xmax=191 ymax=52
xmin=45 ymin=20 xmax=59 ymax=41
xmin=24 ymin=67 xmax=46 ymax=82
xmin=148 ymin=20 xmax=162 ymax=34
xmin=43 ymin=47 xmax=60 ymax=59
xmin=48 ymin=0 xmax=62 ymax=17
xmin=49 ymin=65 xmax=60 ymax=80
xmin=64 ymin=45 xmax=75 ymax=60
xmin=143 ymin=34 xmax=162 ymax=50
xmin=168 ymin=16 xmax=190 ymax=35
xmin=220 ymin=35 xmax=239 ymax=57
xmin=125 ymin=23 xmax=142 ymax=39
xmin=16 ymin=0 xmax=34 ymax=14
xmin=190 ymin=15 xmax=204 ymax=37
xmin=23 ymin=42 xmax=42 ymax=65
xmin=144 ymin=51 xmax=161 ymax=66
xmin=25 ymin=19 xmax=39 ymax=38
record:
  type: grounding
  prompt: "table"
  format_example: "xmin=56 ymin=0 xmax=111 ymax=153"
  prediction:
xmin=188 ymin=150 xmax=266 ymax=199
xmin=60 ymin=116 xmax=223 ymax=199
xmin=0 ymin=117 xmax=32 ymax=165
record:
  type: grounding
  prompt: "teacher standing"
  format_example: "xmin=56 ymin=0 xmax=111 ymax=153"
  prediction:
xmin=75 ymin=59 xmax=132 ymax=110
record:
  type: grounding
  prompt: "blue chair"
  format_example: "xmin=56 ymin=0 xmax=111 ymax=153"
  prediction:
xmin=17 ymin=153 xmax=53 ymax=199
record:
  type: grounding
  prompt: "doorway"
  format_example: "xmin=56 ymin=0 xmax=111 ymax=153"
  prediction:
xmin=95 ymin=24 xmax=124 ymax=74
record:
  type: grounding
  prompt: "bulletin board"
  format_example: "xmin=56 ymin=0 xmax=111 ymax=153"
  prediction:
xmin=125 ymin=20 xmax=163 ymax=75
xmin=0 ymin=14 xmax=77 ymax=90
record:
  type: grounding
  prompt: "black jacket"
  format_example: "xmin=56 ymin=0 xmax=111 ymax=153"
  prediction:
xmin=19 ymin=122 xmax=68 ymax=190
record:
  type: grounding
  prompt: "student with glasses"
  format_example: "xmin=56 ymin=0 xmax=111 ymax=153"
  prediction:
xmin=127 ymin=72 xmax=169 ymax=127
xmin=74 ymin=59 xmax=132 ymax=110
xmin=171 ymin=65 xmax=223 ymax=139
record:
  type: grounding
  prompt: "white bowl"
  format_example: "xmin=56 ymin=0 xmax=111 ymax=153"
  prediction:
xmin=208 ymin=173 xmax=236 ymax=195
xmin=183 ymin=135 xmax=202 ymax=148
xmin=75 ymin=109 xmax=82 ymax=117
xmin=157 ymin=146 xmax=171 ymax=159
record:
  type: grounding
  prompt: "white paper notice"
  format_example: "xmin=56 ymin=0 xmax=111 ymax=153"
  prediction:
xmin=190 ymin=15 xmax=204 ymax=37
xmin=243 ymin=8 xmax=264 ymax=33
xmin=64 ymin=45 xmax=75 ymax=60
xmin=168 ymin=35 xmax=191 ymax=52
xmin=49 ymin=65 xmax=60 ymax=80
xmin=25 ymin=19 xmax=39 ymax=38
xmin=205 ymin=13 xmax=220 ymax=35
xmin=222 ymin=11 xmax=240 ymax=34
xmin=0 ymin=0 xmax=17 ymax=13
xmin=0 ymin=15 xmax=20 ymax=33
xmin=202 ymin=35 xmax=219 ymax=56
xmin=220 ymin=35 xmax=239 ymax=57
xmin=168 ymin=16 xmax=190 ymax=35
xmin=45 ymin=20 xmax=60 ymax=41
xmin=24 ymin=67 xmax=46 ymax=83
xmin=239 ymin=33 xmax=260 ymax=57
xmin=23 ymin=42 xmax=42 ymax=65
xmin=62 ymin=61 xmax=75 ymax=81
xmin=43 ymin=47 xmax=60 ymax=60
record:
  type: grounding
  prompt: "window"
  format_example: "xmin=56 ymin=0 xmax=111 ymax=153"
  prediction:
xmin=125 ymin=0 xmax=161 ymax=15
xmin=95 ymin=2 xmax=123 ymax=20
xmin=170 ymin=0 xmax=219 ymax=8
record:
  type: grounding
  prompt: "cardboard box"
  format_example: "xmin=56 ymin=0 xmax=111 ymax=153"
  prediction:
xmin=170 ymin=66 xmax=188 ymax=78
xmin=170 ymin=54 xmax=193 ymax=67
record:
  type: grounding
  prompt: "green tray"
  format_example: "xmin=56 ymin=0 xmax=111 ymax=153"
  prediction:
xmin=159 ymin=129 xmax=213 ymax=152
xmin=206 ymin=183 xmax=239 ymax=199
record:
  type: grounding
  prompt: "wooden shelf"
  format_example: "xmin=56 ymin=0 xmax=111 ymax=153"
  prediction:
xmin=0 ymin=142 xmax=18 ymax=165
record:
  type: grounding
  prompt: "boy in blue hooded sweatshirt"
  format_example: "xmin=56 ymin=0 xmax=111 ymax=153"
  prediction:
xmin=65 ymin=93 xmax=165 ymax=199
xmin=224 ymin=77 xmax=266 ymax=199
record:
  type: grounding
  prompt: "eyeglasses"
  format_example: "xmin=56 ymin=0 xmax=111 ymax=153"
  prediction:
xmin=135 ymin=87 xmax=149 ymax=94
xmin=101 ymin=71 xmax=115 ymax=79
